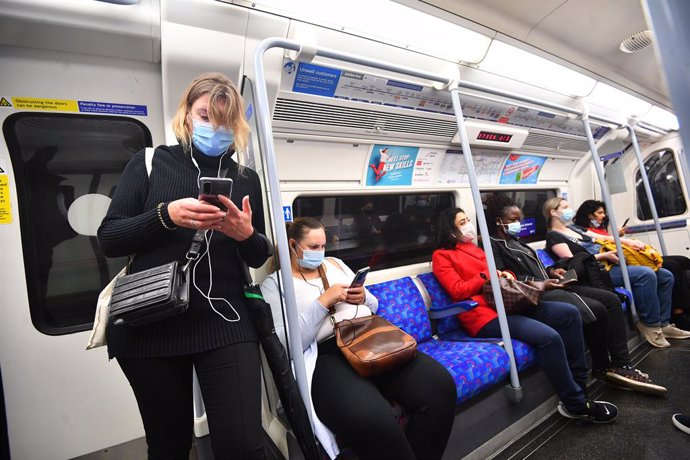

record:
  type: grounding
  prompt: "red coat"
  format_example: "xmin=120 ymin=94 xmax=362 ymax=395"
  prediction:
xmin=432 ymin=242 xmax=496 ymax=336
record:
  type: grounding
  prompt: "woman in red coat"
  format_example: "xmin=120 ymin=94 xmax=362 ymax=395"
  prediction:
xmin=432 ymin=207 xmax=617 ymax=423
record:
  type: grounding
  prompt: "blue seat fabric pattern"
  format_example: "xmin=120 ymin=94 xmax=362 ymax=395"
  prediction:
xmin=417 ymin=272 xmax=537 ymax=370
xmin=368 ymin=276 xmax=534 ymax=404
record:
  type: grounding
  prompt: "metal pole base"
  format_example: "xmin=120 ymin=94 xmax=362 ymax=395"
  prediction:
xmin=505 ymin=384 xmax=524 ymax=404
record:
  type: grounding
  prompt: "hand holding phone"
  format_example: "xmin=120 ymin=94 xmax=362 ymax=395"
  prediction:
xmin=198 ymin=177 xmax=233 ymax=211
xmin=557 ymin=269 xmax=578 ymax=285
xmin=349 ymin=266 xmax=370 ymax=289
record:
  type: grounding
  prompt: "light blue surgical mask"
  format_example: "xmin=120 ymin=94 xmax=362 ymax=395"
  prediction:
xmin=501 ymin=220 xmax=522 ymax=236
xmin=591 ymin=219 xmax=601 ymax=228
xmin=296 ymin=244 xmax=325 ymax=270
xmin=559 ymin=209 xmax=575 ymax=223
xmin=192 ymin=119 xmax=234 ymax=157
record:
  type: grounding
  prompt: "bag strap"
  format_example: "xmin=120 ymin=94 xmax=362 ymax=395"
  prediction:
xmin=317 ymin=265 xmax=336 ymax=316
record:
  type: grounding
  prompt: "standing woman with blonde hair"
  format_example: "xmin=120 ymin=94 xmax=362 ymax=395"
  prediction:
xmin=98 ymin=72 xmax=271 ymax=459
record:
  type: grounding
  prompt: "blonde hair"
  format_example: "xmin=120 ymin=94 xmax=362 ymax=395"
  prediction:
xmin=171 ymin=72 xmax=250 ymax=157
xmin=542 ymin=197 xmax=564 ymax=227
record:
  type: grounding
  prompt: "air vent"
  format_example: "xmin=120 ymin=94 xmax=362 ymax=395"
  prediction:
xmin=273 ymin=97 xmax=458 ymax=139
xmin=619 ymin=30 xmax=653 ymax=53
xmin=523 ymin=131 xmax=589 ymax=153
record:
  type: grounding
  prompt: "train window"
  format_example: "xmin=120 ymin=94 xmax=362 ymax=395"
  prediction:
xmin=636 ymin=149 xmax=687 ymax=220
xmin=480 ymin=189 xmax=558 ymax=243
xmin=3 ymin=113 xmax=151 ymax=335
xmin=292 ymin=193 xmax=454 ymax=271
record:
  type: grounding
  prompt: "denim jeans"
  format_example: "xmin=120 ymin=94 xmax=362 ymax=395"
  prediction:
xmin=478 ymin=300 xmax=588 ymax=409
xmin=609 ymin=265 xmax=673 ymax=326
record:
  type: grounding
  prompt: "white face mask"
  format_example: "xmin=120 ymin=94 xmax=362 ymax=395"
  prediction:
xmin=458 ymin=222 xmax=476 ymax=242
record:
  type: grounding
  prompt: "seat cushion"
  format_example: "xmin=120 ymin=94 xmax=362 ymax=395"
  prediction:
xmin=417 ymin=340 xmax=511 ymax=404
xmin=368 ymin=277 xmax=433 ymax=343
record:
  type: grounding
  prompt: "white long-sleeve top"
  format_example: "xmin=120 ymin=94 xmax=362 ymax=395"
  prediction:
xmin=260 ymin=257 xmax=379 ymax=350
xmin=260 ymin=257 xmax=379 ymax=459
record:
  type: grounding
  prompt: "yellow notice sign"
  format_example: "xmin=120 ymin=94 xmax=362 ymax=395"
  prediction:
xmin=12 ymin=97 xmax=78 ymax=112
xmin=0 ymin=175 xmax=12 ymax=224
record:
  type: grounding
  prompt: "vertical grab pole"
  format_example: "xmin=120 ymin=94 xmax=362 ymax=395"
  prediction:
xmin=582 ymin=118 xmax=638 ymax=320
xmin=627 ymin=126 xmax=668 ymax=256
xmin=450 ymin=89 xmax=522 ymax=400
xmin=253 ymin=38 xmax=314 ymax=421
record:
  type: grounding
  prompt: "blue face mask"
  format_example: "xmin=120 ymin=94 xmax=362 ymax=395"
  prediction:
xmin=501 ymin=220 xmax=522 ymax=236
xmin=591 ymin=219 xmax=601 ymax=228
xmin=559 ymin=209 xmax=575 ymax=223
xmin=296 ymin=244 xmax=325 ymax=270
xmin=192 ymin=119 xmax=234 ymax=157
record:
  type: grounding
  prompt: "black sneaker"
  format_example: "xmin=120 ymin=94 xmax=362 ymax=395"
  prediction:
xmin=558 ymin=400 xmax=618 ymax=423
xmin=605 ymin=365 xmax=668 ymax=397
xmin=672 ymin=414 xmax=690 ymax=434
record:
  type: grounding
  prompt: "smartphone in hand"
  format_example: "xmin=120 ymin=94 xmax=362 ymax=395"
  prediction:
xmin=557 ymin=269 xmax=578 ymax=285
xmin=199 ymin=177 xmax=233 ymax=211
xmin=349 ymin=266 xmax=370 ymax=289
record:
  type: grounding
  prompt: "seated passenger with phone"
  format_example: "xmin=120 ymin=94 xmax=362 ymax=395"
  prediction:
xmin=487 ymin=195 xmax=666 ymax=396
xmin=261 ymin=217 xmax=455 ymax=460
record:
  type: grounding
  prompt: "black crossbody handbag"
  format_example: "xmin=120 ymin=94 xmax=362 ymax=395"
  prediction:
xmin=108 ymin=230 xmax=206 ymax=327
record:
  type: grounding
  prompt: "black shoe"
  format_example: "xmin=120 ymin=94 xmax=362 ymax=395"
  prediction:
xmin=604 ymin=366 xmax=668 ymax=397
xmin=672 ymin=414 xmax=690 ymax=434
xmin=558 ymin=400 xmax=618 ymax=423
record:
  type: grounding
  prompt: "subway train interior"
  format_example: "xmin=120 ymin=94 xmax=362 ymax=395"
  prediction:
xmin=1 ymin=0 xmax=689 ymax=458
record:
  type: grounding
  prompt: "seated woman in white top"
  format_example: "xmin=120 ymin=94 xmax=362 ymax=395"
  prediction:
xmin=261 ymin=217 xmax=455 ymax=460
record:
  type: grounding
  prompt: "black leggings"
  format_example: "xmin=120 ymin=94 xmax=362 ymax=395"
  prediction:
xmin=117 ymin=341 xmax=264 ymax=460
xmin=568 ymin=285 xmax=631 ymax=370
xmin=311 ymin=338 xmax=456 ymax=460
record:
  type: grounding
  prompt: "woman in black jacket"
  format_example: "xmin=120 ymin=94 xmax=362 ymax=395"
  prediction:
xmin=485 ymin=194 xmax=665 ymax=396
xmin=98 ymin=73 xmax=271 ymax=459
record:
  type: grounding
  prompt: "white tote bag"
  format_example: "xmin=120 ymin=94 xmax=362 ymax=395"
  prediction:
xmin=86 ymin=266 xmax=127 ymax=350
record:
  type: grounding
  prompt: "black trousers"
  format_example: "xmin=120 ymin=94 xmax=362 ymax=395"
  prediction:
xmin=568 ymin=285 xmax=631 ymax=370
xmin=663 ymin=255 xmax=690 ymax=312
xmin=118 ymin=341 xmax=264 ymax=460
xmin=311 ymin=338 xmax=456 ymax=460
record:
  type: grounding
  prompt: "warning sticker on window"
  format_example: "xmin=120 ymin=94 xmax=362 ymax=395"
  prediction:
xmin=10 ymin=97 xmax=147 ymax=116
xmin=0 ymin=175 xmax=12 ymax=224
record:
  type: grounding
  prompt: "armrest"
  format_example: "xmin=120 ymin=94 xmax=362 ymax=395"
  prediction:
xmin=427 ymin=300 xmax=478 ymax=319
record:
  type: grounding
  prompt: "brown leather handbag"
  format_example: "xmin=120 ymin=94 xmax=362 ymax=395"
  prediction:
xmin=480 ymin=273 xmax=544 ymax=315
xmin=318 ymin=265 xmax=417 ymax=378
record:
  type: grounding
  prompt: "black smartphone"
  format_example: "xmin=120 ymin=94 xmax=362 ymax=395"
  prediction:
xmin=557 ymin=269 xmax=578 ymax=285
xmin=349 ymin=266 xmax=370 ymax=289
xmin=199 ymin=177 xmax=233 ymax=211
xmin=622 ymin=218 xmax=630 ymax=227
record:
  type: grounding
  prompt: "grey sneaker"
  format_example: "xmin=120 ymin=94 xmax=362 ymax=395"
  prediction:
xmin=661 ymin=324 xmax=690 ymax=339
xmin=672 ymin=414 xmax=690 ymax=434
xmin=636 ymin=322 xmax=671 ymax=348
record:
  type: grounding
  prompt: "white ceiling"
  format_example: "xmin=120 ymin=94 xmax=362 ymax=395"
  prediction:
xmin=415 ymin=0 xmax=671 ymax=109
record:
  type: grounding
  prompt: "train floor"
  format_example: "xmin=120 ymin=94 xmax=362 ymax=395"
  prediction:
xmin=492 ymin=338 xmax=690 ymax=460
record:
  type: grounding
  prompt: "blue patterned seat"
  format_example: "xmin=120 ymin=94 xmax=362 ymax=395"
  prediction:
xmin=416 ymin=340 xmax=510 ymax=404
xmin=417 ymin=272 xmax=536 ymax=369
xmin=367 ymin=277 xmax=523 ymax=404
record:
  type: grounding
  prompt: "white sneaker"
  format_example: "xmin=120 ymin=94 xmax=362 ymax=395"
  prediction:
xmin=636 ymin=322 xmax=671 ymax=348
xmin=661 ymin=324 xmax=690 ymax=339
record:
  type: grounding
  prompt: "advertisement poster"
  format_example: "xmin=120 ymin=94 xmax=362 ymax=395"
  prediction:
xmin=499 ymin=154 xmax=547 ymax=185
xmin=412 ymin=148 xmax=443 ymax=185
xmin=366 ymin=145 xmax=419 ymax=186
